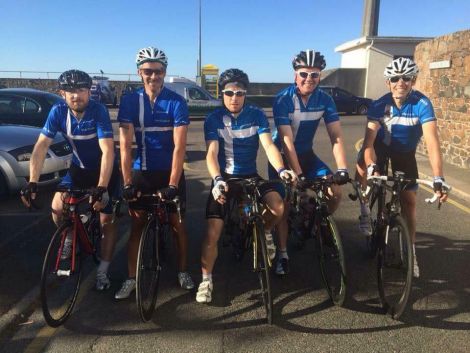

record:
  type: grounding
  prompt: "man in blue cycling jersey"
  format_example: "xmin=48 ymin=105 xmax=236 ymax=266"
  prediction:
xmin=356 ymin=57 xmax=448 ymax=278
xmin=21 ymin=69 xmax=119 ymax=291
xmin=116 ymin=46 xmax=194 ymax=299
xmin=196 ymin=69 xmax=296 ymax=303
xmin=269 ymin=50 xmax=349 ymax=276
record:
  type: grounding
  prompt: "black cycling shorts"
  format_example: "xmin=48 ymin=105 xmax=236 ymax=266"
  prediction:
xmin=205 ymin=173 xmax=280 ymax=219
xmin=128 ymin=170 xmax=186 ymax=213
xmin=58 ymin=162 xmax=121 ymax=214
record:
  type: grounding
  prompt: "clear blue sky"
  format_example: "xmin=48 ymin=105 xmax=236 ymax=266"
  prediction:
xmin=0 ymin=0 xmax=469 ymax=82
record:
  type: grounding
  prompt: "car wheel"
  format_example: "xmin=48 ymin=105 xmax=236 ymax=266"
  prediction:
xmin=0 ymin=171 xmax=9 ymax=199
xmin=357 ymin=105 xmax=368 ymax=115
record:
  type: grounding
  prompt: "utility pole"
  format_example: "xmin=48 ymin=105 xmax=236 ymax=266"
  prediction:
xmin=196 ymin=0 xmax=202 ymax=86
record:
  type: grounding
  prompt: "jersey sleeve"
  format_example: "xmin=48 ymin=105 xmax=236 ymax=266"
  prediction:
xmin=323 ymin=94 xmax=340 ymax=124
xmin=41 ymin=104 xmax=61 ymax=138
xmin=173 ymin=98 xmax=190 ymax=127
xmin=273 ymin=95 xmax=292 ymax=127
xmin=204 ymin=113 xmax=219 ymax=141
xmin=256 ymin=109 xmax=271 ymax=135
xmin=418 ymin=96 xmax=436 ymax=124
xmin=117 ymin=95 xmax=135 ymax=124
xmin=95 ymin=104 xmax=114 ymax=139
xmin=367 ymin=99 xmax=383 ymax=122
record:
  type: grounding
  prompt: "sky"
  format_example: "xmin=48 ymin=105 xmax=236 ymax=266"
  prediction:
xmin=0 ymin=0 xmax=469 ymax=83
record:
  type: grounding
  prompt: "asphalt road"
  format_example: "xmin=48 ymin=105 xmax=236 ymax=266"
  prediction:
xmin=0 ymin=115 xmax=469 ymax=353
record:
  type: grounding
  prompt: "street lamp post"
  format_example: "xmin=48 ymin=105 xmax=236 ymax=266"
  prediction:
xmin=196 ymin=0 xmax=202 ymax=86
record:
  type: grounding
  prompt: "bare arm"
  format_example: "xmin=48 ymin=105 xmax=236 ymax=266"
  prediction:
xmin=278 ymin=125 xmax=302 ymax=175
xmin=169 ymin=125 xmax=187 ymax=186
xmin=29 ymin=134 xmax=53 ymax=182
xmin=206 ymin=140 xmax=222 ymax=179
xmin=325 ymin=121 xmax=348 ymax=170
xmin=259 ymin=133 xmax=285 ymax=172
xmin=363 ymin=120 xmax=380 ymax=168
xmin=422 ymin=121 xmax=444 ymax=177
xmin=97 ymin=138 xmax=115 ymax=188
xmin=119 ymin=122 xmax=134 ymax=185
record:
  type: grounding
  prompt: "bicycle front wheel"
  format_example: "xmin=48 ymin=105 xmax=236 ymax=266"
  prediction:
xmin=377 ymin=215 xmax=413 ymax=319
xmin=253 ymin=220 xmax=273 ymax=325
xmin=40 ymin=223 xmax=82 ymax=327
xmin=315 ymin=216 xmax=347 ymax=306
xmin=136 ymin=217 xmax=161 ymax=322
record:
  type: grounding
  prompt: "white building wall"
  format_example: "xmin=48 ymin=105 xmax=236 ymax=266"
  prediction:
xmin=340 ymin=48 xmax=368 ymax=68
xmin=365 ymin=49 xmax=392 ymax=99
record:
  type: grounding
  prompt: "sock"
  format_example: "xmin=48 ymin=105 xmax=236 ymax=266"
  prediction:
xmin=279 ymin=249 xmax=289 ymax=260
xmin=97 ymin=260 xmax=110 ymax=274
xmin=412 ymin=244 xmax=416 ymax=256
xmin=360 ymin=201 xmax=370 ymax=215
xmin=202 ymin=273 xmax=212 ymax=282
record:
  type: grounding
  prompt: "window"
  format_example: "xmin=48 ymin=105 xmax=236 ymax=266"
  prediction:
xmin=335 ymin=89 xmax=353 ymax=99
xmin=24 ymin=98 xmax=40 ymax=113
xmin=188 ymin=87 xmax=209 ymax=101
xmin=0 ymin=95 xmax=23 ymax=114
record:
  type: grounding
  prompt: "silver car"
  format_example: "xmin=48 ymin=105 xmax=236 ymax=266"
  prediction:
xmin=0 ymin=124 xmax=72 ymax=197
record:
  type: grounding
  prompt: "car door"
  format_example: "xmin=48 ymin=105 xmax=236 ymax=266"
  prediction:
xmin=0 ymin=94 xmax=42 ymax=126
xmin=187 ymin=87 xmax=212 ymax=115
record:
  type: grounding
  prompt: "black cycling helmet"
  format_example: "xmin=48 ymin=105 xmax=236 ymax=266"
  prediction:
xmin=292 ymin=49 xmax=326 ymax=71
xmin=58 ymin=70 xmax=92 ymax=90
xmin=218 ymin=68 xmax=250 ymax=92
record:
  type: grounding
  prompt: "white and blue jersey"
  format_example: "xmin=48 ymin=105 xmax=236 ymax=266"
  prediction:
xmin=41 ymin=100 xmax=113 ymax=169
xmin=118 ymin=87 xmax=189 ymax=171
xmin=368 ymin=90 xmax=435 ymax=152
xmin=272 ymin=84 xmax=339 ymax=154
xmin=204 ymin=105 xmax=270 ymax=175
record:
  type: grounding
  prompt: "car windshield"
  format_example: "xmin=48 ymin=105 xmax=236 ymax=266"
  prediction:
xmin=45 ymin=93 xmax=63 ymax=106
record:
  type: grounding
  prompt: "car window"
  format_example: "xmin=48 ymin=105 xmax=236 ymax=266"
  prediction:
xmin=188 ymin=87 xmax=209 ymax=101
xmin=24 ymin=98 xmax=40 ymax=113
xmin=336 ymin=89 xmax=353 ymax=99
xmin=0 ymin=95 xmax=23 ymax=114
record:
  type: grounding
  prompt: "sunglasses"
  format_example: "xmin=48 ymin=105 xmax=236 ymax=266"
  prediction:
xmin=222 ymin=89 xmax=246 ymax=97
xmin=141 ymin=68 xmax=165 ymax=76
xmin=389 ymin=75 xmax=414 ymax=83
xmin=297 ymin=71 xmax=320 ymax=79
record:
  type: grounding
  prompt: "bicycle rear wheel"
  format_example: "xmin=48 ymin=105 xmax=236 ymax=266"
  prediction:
xmin=136 ymin=217 xmax=161 ymax=322
xmin=315 ymin=216 xmax=347 ymax=306
xmin=253 ymin=220 xmax=273 ymax=324
xmin=377 ymin=215 xmax=413 ymax=319
xmin=40 ymin=223 xmax=82 ymax=327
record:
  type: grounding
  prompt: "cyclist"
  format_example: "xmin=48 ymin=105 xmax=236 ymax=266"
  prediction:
xmin=195 ymin=68 xmax=296 ymax=303
xmin=269 ymin=50 xmax=349 ymax=276
xmin=356 ymin=57 xmax=448 ymax=278
xmin=20 ymin=69 xmax=119 ymax=291
xmin=117 ymin=46 xmax=194 ymax=299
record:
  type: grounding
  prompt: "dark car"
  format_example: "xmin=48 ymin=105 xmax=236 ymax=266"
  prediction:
xmin=0 ymin=88 xmax=64 ymax=127
xmin=319 ymin=86 xmax=372 ymax=115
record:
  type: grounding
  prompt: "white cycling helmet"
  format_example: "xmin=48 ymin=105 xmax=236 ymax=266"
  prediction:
xmin=136 ymin=47 xmax=168 ymax=68
xmin=384 ymin=57 xmax=419 ymax=78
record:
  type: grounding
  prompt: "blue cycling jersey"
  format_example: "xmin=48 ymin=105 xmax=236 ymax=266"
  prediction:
xmin=117 ymin=87 xmax=189 ymax=171
xmin=41 ymin=100 xmax=113 ymax=169
xmin=368 ymin=90 xmax=435 ymax=152
xmin=272 ymin=85 xmax=339 ymax=154
xmin=204 ymin=105 xmax=270 ymax=175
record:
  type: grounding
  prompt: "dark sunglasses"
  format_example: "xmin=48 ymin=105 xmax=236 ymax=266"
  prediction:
xmin=297 ymin=71 xmax=320 ymax=79
xmin=222 ymin=89 xmax=246 ymax=97
xmin=141 ymin=68 xmax=165 ymax=76
xmin=389 ymin=75 xmax=414 ymax=83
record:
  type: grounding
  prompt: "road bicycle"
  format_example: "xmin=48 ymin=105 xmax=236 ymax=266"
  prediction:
xmin=40 ymin=188 xmax=121 ymax=327
xmin=286 ymin=177 xmax=347 ymax=306
xmin=350 ymin=170 xmax=451 ymax=319
xmin=135 ymin=193 xmax=180 ymax=322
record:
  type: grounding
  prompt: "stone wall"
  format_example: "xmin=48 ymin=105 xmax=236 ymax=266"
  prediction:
xmin=414 ymin=30 xmax=470 ymax=169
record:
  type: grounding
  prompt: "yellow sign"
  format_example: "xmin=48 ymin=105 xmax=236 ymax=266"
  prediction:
xmin=202 ymin=64 xmax=219 ymax=75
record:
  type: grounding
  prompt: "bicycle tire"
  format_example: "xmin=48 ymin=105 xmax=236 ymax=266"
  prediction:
xmin=377 ymin=215 xmax=413 ymax=319
xmin=40 ymin=223 xmax=82 ymax=327
xmin=87 ymin=215 xmax=101 ymax=265
xmin=367 ymin=190 xmax=381 ymax=258
xmin=315 ymin=216 xmax=347 ymax=306
xmin=253 ymin=220 xmax=273 ymax=324
xmin=136 ymin=217 xmax=161 ymax=322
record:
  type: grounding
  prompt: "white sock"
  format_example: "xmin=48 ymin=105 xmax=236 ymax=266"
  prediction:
xmin=97 ymin=260 xmax=110 ymax=274
xmin=412 ymin=244 xmax=416 ymax=256
xmin=202 ymin=273 xmax=212 ymax=282
xmin=279 ymin=249 xmax=289 ymax=260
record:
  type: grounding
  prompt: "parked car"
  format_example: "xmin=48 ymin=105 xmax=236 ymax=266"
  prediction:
xmin=121 ymin=77 xmax=222 ymax=115
xmin=319 ymin=86 xmax=372 ymax=115
xmin=0 ymin=124 xmax=72 ymax=197
xmin=90 ymin=76 xmax=117 ymax=106
xmin=0 ymin=88 xmax=63 ymax=127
